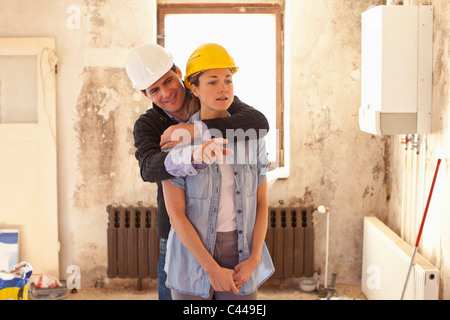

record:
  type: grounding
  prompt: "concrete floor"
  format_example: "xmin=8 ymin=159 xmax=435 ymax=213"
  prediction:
xmin=58 ymin=278 xmax=366 ymax=301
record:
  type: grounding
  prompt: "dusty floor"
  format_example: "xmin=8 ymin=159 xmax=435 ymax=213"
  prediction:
xmin=59 ymin=278 xmax=366 ymax=301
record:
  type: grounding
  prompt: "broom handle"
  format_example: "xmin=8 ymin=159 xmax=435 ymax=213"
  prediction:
xmin=415 ymin=159 xmax=442 ymax=248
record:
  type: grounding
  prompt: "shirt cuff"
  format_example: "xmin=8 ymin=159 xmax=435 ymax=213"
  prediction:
xmin=164 ymin=145 xmax=198 ymax=177
xmin=193 ymin=162 xmax=209 ymax=170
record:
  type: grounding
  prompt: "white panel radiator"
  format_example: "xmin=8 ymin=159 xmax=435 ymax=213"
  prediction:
xmin=362 ymin=217 xmax=439 ymax=300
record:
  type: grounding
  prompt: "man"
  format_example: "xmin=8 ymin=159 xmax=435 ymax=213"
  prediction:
xmin=126 ymin=43 xmax=269 ymax=300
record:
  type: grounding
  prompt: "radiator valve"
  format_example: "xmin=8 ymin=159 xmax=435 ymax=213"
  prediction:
xmin=316 ymin=205 xmax=328 ymax=214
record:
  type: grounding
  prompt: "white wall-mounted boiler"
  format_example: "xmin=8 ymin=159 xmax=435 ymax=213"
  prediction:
xmin=359 ymin=5 xmax=433 ymax=136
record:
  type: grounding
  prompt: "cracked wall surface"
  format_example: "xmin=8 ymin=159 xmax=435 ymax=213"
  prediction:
xmin=269 ymin=0 xmax=388 ymax=284
xmin=387 ymin=0 xmax=450 ymax=299
xmin=3 ymin=0 xmax=449 ymax=294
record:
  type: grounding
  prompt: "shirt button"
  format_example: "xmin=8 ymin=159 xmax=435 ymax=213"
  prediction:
xmin=239 ymin=250 xmax=243 ymax=254
xmin=239 ymin=230 xmax=243 ymax=234
xmin=237 ymin=210 xmax=242 ymax=214
xmin=236 ymin=191 xmax=240 ymax=195
xmin=234 ymin=172 xmax=238 ymax=175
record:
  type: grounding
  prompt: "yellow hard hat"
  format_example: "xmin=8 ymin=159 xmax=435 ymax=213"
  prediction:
xmin=184 ymin=43 xmax=238 ymax=89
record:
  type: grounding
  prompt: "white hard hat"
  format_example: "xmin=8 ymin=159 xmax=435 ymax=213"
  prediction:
xmin=126 ymin=44 xmax=174 ymax=91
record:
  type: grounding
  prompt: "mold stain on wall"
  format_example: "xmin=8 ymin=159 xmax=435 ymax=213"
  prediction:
xmin=82 ymin=0 xmax=151 ymax=49
xmin=84 ymin=0 xmax=106 ymax=47
xmin=431 ymin=0 xmax=449 ymax=134
xmin=73 ymin=66 xmax=135 ymax=210
xmin=70 ymin=65 xmax=153 ymax=281
xmin=73 ymin=65 xmax=153 ymax=212
xmin=65 ymin=0 xmax=399 ymax=286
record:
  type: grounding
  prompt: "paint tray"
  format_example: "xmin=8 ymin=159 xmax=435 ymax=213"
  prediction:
xmin=30 ymin=280 xmax=68 ymax=300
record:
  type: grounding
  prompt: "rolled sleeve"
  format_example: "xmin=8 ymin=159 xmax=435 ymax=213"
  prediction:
xmin=164 ymin=145 xmax=198 ymax=177
xmin=168 ymin=176 xmax=186 ymax=190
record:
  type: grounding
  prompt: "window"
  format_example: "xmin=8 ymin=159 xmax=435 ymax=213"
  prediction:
xmin=158 ymin=3 xmax=285 ymax=168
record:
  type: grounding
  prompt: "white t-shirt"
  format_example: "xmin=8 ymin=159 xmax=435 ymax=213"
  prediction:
xmin=217 ymin=163 xmax=238 ymax=232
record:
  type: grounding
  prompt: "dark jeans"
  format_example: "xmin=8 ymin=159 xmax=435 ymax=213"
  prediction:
xmin=157 ymin=238 xmax=172 ymax=300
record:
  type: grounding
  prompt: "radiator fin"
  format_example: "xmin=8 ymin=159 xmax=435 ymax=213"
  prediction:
xmin=107 ymin=204 xmax=315 ymax=281
xmin=266 ymin=205 xmax=314 ymax=278
xmin=107 ymin=205 xmax=159 ymax=279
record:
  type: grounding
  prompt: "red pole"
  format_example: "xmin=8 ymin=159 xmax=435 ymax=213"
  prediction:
xmin=401 ymin=158 xmax=442 ymax=300
xmin=414 ymin=158 xmax=442 ymax=248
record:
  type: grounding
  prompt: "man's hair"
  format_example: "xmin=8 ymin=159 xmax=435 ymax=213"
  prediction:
xmin=141 ymin=64 xmax=178 ymax=94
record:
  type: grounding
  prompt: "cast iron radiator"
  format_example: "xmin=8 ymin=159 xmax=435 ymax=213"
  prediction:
xmin=106 ymin=204 xmax=315 ymax=288
xmin=106 ymin=204 xmax=159 ymax=289
xmin=265 ymin=205 xmax=315 ymax=278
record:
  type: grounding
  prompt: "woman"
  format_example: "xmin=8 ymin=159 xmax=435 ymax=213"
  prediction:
xmin=163 ymin=43 xmax=274 ymax=300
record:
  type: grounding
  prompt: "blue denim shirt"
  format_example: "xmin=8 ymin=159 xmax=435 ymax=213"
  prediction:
xmin=164 ymin=111 xmax=274 ymax=298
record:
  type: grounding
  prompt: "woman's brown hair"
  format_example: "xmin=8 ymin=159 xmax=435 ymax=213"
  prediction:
xmin=187 ymin=71 xmax=204 ymax=117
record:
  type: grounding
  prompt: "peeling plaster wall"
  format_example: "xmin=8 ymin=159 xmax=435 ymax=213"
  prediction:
xmin=0 ymin=0 xmax=389 ymax=287
xmin=271 ymin=0 xmax=389 ymax=285
xmin=4 ymin=0 xmax=448 ymax=291
xmin=0 ymin=0 xmax=157 ymax=284
xmin=387 ymin=0 xmax=450 ymax=299
xmin=71 ymin=66 xmax=154 ymax=280
xmin=66 ymin=0 xmax=158 ymax=283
